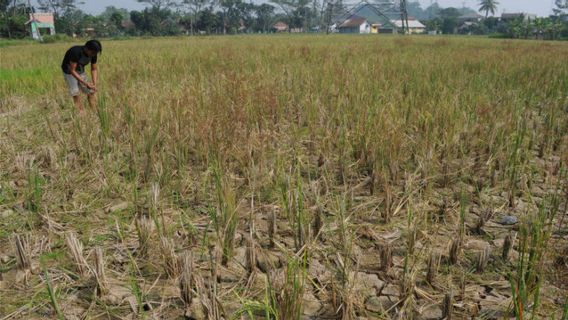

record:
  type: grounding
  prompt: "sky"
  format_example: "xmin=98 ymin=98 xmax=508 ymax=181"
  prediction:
xmin=44 ymin=0 xmax=557 ymax=17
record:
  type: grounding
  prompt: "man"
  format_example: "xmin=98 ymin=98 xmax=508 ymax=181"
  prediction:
xmin=61 ymin=40 xmax=102 ymax=111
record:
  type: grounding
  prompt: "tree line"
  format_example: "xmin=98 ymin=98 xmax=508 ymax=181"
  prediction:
xmin=1 ymin=0 xmax=568 ymax=39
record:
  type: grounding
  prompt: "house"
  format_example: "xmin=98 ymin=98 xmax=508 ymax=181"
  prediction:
xmin=501 ymin=13 xmax=537 ymax=22
xmin=459 ymin=12 xmax=483 ymax=23
xmin=391 ymin=18 xmax=426 ymax=34
xmin=334 ymin=3 xmax=397 ymax=34
xmin=25 ymin=13 xmax=56 ymax=40
xmin=272 ymin=21 xmax=289 ymax=33
xmin=121 ymin=20 xmax=135 ymax=30
xmin=81 ymin=27 xmax=96 ymax=37
xmin=339 ymin=16 xmax=371 ymax=34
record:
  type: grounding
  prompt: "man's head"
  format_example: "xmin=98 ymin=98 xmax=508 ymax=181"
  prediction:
xmin=84 ymin=40 xmax=102 ymax=57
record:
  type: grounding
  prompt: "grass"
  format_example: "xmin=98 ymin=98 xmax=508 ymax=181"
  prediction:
xmin=0 ymin=38 xmax=36 ymax=48
xmin=0 ymin=35 xmax=567 ymax=319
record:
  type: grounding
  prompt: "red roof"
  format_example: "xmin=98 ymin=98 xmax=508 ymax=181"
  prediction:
xmin=273 ymin=21 xmax=288 ymax=31
xmin=27 ymin=13 xmax=54 ymax=24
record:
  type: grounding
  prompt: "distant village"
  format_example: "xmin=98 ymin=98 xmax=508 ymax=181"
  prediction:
xmin=2 ymin=0 xmax=568 ymax=41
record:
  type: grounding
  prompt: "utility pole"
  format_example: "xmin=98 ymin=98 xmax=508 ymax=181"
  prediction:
xmin=399 ymin=0 xmax=408 ymax=34
xmin=325 ymin=1 xmax=334 ymax=34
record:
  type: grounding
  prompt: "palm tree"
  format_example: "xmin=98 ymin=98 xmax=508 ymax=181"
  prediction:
xmin=478 ymin=0 xmax=499 ymax=19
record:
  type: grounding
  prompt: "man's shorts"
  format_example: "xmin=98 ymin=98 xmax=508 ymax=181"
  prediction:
xmin=63 ymin=73 xmax=92 ymax=96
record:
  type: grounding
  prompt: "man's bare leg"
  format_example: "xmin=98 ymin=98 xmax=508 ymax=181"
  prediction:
xmin=72 ymin=95 xmax=84 ymax=112
xmin=87 ymin=93 xmax=97 ymax=109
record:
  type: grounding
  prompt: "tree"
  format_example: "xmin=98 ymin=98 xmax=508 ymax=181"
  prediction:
xmin=183 ymin=0 xmax=208 ymax=35
xmin=0 ymin=0 xmax=31 ymax=38
xmin=254 ymin=3 xmax=275 ymax=33
xmin=407 ymin=1 xmax=426 ymax=20
xmin=424 ymin=18 xmax=441 ymax=32
xmin=289 ymin=0 xmax=312 ymax=31
xmin=38 ymin=0 xmax=82 ymax=17
xmin=196 ymin=7 xmax=218 ymax=33
xmin=37 ymin=0 xmax=89 ymax=35
xmin=55 ymin=8 xmax=86 ymax=35
xmin=130 ymin=7 xmax=176 ymax=35
xmin=533 ymin=17 xmax=546 ymax=39
xmin=269 ymin=0 xmax=296 ymax=28
xmin=424 ymin=2 xmax=441 ymax=19
xmin=97 ymin=6 xmax=129 ymax=35
xmin=99 ymin=6 xmax=129 ymax=22
xmin=438 ymin=8 xmax=460 ymax=34
xmin=554 ymin=0 xmax=568 ymax=15
xmin=482 ymin=16 xmax=499 ymax=30
xmin=478 ymin=0 xmax=499 ymax=19
xmin=137 ymin=0 xmax=179 ymax=10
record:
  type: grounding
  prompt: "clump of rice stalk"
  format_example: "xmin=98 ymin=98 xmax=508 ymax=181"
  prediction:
xmin=476 ymin=246 xmax=491 ymax=273
xmin=44 ymin=269 xmax=64 ymax=320
xmin=195 ymin=245 xmax=222 ymax=319
xmin=382 ymin=181 xmax=393 ymax=224
xmin=506 ymin=118 xmax=528 ymax=208
xmin=211 ymin=163 xmax=239 ymax=266
xmin=509 ymin=198 xmax=557 ymax=319
xmin=426 ymin=251 xmax=440 ymax=286
xmin=502 ymin=234 xmax=513 ymax=261
xmin=94 ymin=247 xmax=109 ymax=295
xmin=160 ymin=235 xmax=179 ymax=279
xmin=25 ymin=167 xmax=44 ymax=213
xmin=278 ymin=165 xmax=309 ymax=252
xmin=312 ymin=206 xmax=323 ymax=239
xmin=448 ymin=238 xmax=460 ymax=265
xmin=473 ymin=208 xmax=492 ymax=235
xmin=398 ymin=268 xmax=417 ymax=319
xmin=458 ymin=191 xmax=467 ymax=243
xmin=435 ymin=198 xmax=452 ymax=224
xmin=65 ymin=232 xmax=89 ymax=277
xmin=136 ymin=215 xmax=154 ymax=257
xmin=442 ymin=291 xmax=453 ymax=320
xmin=245 ymin=235 xmax=257 ymax=276
xmin=128 ymin=263 xmax=145 ymax=316
xmin=509 ymin=171 xmax=564 ymax=318
xmin=96 ymin=94 xmax=110 ymax=141
xmin=378 ymin=243 xmax=393 ymax=272
xmin=293 ymin=172 xmax=307 ymax=250
xmin=331 ymin=194 xmax=356 ymax=320
xmin=195 ymin=273 xmax=222 ymax=320
xmin=267 ymin=210 xmax=276 ymax=249
xmin=149 ymin=182 xmax=160 ymax=213
xmin=270 ymin=256 xmax=306 ymax=320
xmin=13 ymin=234 xmax=31 ymax=271
xmin=179 ymin=251 xmax=193 ymax=317
xmin=142 ymin=124 xmax=160 ymax=182
xmin=399 ymin=215 xmax=418 ymax=317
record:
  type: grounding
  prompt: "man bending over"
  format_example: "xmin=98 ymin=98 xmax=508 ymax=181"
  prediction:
xmin=61 ymin=39 xmax=102 ymax=111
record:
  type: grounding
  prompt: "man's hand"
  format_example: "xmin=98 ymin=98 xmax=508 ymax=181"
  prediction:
xmin=86 ymin=82 xmax=97 ymax=93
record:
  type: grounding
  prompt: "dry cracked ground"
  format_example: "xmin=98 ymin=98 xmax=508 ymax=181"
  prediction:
xmin=1 ymin=67 xmax=568 ymax=319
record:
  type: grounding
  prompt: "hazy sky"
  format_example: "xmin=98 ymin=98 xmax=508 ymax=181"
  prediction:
xmin=55 ymin=0 xmax=556 ymax=17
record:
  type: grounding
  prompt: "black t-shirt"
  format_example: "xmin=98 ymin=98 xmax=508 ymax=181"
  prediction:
xmin=61 ymin=46 xmax=98 ymax=74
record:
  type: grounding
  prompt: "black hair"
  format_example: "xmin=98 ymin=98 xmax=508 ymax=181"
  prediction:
xmin=85 ymin=39 xmax=102 ymax=54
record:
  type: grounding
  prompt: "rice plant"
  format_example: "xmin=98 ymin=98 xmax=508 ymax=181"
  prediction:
xmin=44 ymin=269 xmax=64 ymax=320
xmin=1 ymin=36 xmax=566 ymax=318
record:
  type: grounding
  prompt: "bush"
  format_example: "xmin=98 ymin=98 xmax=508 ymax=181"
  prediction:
xmin=41 ymin=34 xmax=75 ymax=44
xmin=488 ymin=33 xmax=509 ymax=39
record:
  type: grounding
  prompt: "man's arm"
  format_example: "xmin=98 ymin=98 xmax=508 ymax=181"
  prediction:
xmin=69 ymin=62 xmax=94 ymax=89
xmin=91 ymin=63 xmax=98 ymax=89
